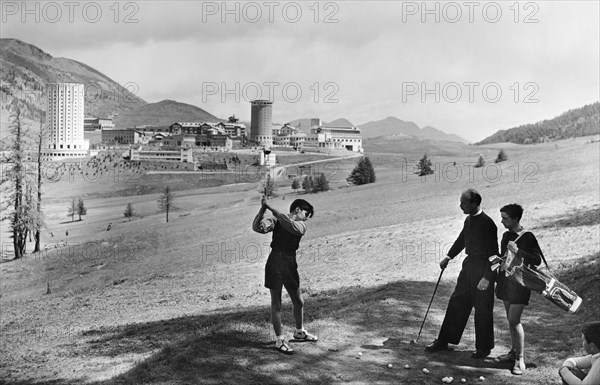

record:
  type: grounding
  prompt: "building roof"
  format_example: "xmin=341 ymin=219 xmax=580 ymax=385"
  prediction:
xmin=172 ymin=122 xmax=204 ymax=127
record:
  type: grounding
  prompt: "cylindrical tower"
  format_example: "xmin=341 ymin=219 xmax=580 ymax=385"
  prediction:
xmin=250 ymin=100 xmax=273 ymax=147
xmin=43 ymin=83 xmax=89 ymax=160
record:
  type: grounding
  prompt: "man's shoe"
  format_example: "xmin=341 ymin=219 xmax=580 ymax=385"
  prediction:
xmin=471 ymin=349 xmax=491 ymax=359
xmin=425 ymin=339 xmax=449 ymax=352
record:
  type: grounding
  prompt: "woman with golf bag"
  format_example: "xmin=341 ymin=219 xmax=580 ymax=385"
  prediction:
xmin=495 ymin=204 xmax=543 ymax=375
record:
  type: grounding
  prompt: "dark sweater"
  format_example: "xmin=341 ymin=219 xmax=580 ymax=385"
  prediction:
xmin=448 ymin=211 xmax=499 ymax=280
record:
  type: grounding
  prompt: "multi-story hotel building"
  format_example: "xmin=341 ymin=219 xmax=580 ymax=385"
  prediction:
xmin=42 ymin=83 xmax=89 ymax=160
xmin=84 ymin=117 xmax=115 ymax=131
xmin=303 ymin=118 xmax=363 ymax=152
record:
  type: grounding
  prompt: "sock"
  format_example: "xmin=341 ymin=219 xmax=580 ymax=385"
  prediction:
xmin=276 ymin=335 xmax=284 ymax=341
xmin=296 ymin=328 xmax=304 ymax=334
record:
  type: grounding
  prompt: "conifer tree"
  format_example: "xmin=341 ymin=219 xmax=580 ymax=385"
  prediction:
xmin=475 ymin=155 xmax=485 ymax=168
xmin=158 ymin=186 xmax=176 ymax=222
xmin=417 ymin=154 xmax=434 ymax=176
xmin=348 ymin=156 xmax=376 ymax=185
xmin=313 ymin=173 xmax=330 ymax=193
xmin=124 ymin=203 xmax=134 ymax=221
xmin=495 ymin=149 xmax=507 ymax=163
xmin=302 ymin=175 xmax=314 ymax=192
xmin=291 ymin=178 xmax=300 ymax=193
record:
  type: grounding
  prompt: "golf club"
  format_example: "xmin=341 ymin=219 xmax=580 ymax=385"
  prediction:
xmin=411 ymin=267 xmax=445 ymax=344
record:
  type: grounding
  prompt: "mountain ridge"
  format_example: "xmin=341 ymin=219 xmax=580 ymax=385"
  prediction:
xmin=113 ymin=99 xmax=220 ymax=129
xmin=477 ymin=102 xmax=600 ymax=145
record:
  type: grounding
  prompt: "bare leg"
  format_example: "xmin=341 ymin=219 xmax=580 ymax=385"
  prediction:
xmin=286 ymin=286 xmax=304 ymax=330
xmin=507 ymin=303 xmax=526 ymax=372
xmin=270 ymin=288 xmax=283 ymax=337
xmin=503 ymin=300 xmax=515 ymax=352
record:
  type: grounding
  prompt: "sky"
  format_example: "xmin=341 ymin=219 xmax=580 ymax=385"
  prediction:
xmin=2 ymin=0 xmax=599 ymax=142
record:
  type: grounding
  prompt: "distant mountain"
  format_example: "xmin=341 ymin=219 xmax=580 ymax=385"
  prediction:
xmin=113 ymin=99 xmax=221 ymax=129
xmin=358 ymin=117 xmax=468 ymax=143
xmin=287 ymin=118 xmax=355 ymax=132
xmin=0 ymin=38 xmax=146 ymax=131
xmin=327 ymin=118 xmax=354 ymax=127
xmin=477 ymin=102 xmax=600 ymax=145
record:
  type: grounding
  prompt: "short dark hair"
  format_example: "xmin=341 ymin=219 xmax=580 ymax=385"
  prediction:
xmin=463 ymin=188 xmax=482 ymax=206
xmin=500 ymin=204 xmax=524 ymax=221
xmin=582 ymin=322 xmax=600 ymax=347
xmin=290 ymin=199 xmax=314 ymax=218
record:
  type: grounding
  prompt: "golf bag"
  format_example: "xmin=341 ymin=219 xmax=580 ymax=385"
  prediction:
xmin=489 ymin=232 xmax=582 ymax=314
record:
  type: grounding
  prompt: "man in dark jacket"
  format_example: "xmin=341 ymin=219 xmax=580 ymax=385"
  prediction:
xmin=425 ymin=189 xmax=499 ymax=359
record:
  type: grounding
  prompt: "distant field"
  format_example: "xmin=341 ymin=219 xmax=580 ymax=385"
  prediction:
xmin=0 ymin=136 xmax=598 ymax=384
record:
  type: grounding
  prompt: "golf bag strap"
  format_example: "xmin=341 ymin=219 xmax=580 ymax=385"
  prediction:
xmin=514 ymin=230 xmax=550 ymax=270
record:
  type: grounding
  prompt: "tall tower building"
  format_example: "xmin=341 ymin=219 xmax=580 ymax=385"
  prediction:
xmin=250 ymin=100 xmax=273 ymax=147
xmin=43 ymin=83 xmax=89 ymax=160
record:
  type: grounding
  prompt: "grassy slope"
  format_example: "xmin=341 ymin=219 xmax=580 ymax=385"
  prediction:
xmin=0 ymin=136 xmax=598 ymax=384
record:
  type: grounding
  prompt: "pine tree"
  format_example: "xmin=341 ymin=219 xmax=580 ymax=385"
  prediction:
xmin=417 ymin=154 xmax=434 ymax=176
xmin=302 ymin=176 xmax=314 ymax=192
xmin=348 ymin=156 xmax=376 ymax=185
xmin=77 ymin=198 xmax=87 ymax=221
xmin=475 ymin=155 xmax=485 ymax=168
xmin=124 ymin=203 xmax=134 ymax=221
xmin=291 ymin=178 xmax=300 ymax=193
xmin=312 ymin=173 xmax=330 ymax=193
xmin=495 ymin=149 xmax=507 ymax=163
xmin=158 ymin=186 xmax=175 ymax=222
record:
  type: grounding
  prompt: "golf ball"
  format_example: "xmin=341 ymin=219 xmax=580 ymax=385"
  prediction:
xmin=449 ymin=377 xmax=454 ymax=383
xmin=404 ymin=364 xmax=411 ymax=369
xmin=479 ymin=376 xmax=485 ymax=381
xmin=358 ymin=352 xmax=363 ymax=356
xmin=423 ymin=368 xmax=430 ymax=374
xmin=461 ymin=379 xmax=467 ymax=383
xmin=388 ymin=364 xmax=393 ymax=368
xmin=442 ymin=377 xmax=449 ymax=383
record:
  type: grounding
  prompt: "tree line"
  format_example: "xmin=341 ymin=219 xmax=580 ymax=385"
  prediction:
xmin=477 ymin=102 xmax=599 ymax=145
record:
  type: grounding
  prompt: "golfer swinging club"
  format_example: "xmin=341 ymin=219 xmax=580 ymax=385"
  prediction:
xmin=252 ymin=195 xmax=318 ymax=355
xmin=425 ymin=189 xmax=499 ymax=359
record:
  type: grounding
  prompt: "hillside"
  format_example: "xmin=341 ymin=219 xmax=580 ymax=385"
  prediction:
xmin=0 ymin=38 xmax=147 ymax=132
xmin=0 ymin=135 xmax=598 ymax=384
xmin=113 ymin=99 xmax=221 ymax=129
xmin=477 ymin=102 xmax=600 ymax=145
xmin=363 ymin=134 xmax=476 ymax=158
xmin=358 ymin=116 xmax=468 ymax=143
